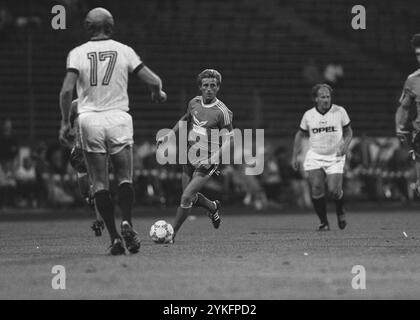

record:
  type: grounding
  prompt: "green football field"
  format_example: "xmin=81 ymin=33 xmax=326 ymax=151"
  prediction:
xmin=1 ymin=206 xmax=420 ymax=299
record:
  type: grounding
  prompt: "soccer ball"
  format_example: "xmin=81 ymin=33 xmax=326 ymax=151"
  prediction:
xmin=149 ymin=220 xmax=174 ymax=244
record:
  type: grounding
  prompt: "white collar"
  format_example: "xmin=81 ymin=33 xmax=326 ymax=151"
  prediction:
xmin=200 ymin=97 xmax=219 ymax=108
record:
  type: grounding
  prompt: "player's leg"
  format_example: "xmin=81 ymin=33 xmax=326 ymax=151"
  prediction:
xmin=84 ymin=152 xmax=122 ymax=247
xmin=80 ymin=112 xmax=124 ymax=255
xmin=412 ymin=132 xmax=420 ymax=195
xmin=71 ymin=120 xmax=104 ymax=236
xmin=192 ymin=166 xmax=219 ymax=224
xmin=307 ymin=169 xmax=329 ymax=230
xmin=173 ymin=170 xmax=213 ymax=238
xmin=110 ymin=145 xmax=134 ymax=225
xmin=326 ymin=173 xmax=346 ymax=229
xmin=77 ymin=173 xmax=103 ymax=236
xmin=110 ymin=145 xmax=140 ymax=254
xmin=325 ymin=156 xmax=347 ymax=230
xmin=107 ymin=111 xmax=140 ymax=254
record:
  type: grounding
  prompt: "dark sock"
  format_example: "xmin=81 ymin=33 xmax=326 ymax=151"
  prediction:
xmin=335 ymin=193 xmax=345 ymax=215
xmin=117 ymin=182 xmax=134 ymax=225
xmin=312 ymin=196 xmax=328 ymax=224
xmin=95 ymin=190 xmax=119 ymax=242
xmin=194 ymin=193 xmax=216 ymax=213
xmin=173 ymin=206 xmax=191 ymax=234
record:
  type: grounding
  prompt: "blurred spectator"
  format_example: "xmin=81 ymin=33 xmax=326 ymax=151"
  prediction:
xmin=0 ymin=6 xmax=14 ymax=39
xmin=0 ymin=162 xmax=16 ymax=209
xmin=43 ymin=143 xmax=74 ymax=206
xmin=15 ymin=156 xmax=39 ymax=207
xmin=0 ymin=119 xmax=19 ymax=173
xmin=302 ymin=58 xmax=323 ymax=86
xmin=134 ymin=141 xmax=167 ymax=205
xmin=274 ymin=146 xmax=311 ymax=208
xmin=323 ymin=62 xmax=344 ymax=88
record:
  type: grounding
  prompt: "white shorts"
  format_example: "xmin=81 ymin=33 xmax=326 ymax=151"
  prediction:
xmin=303 ymin=149 xmax=345 ymax=175
xmin=78 ymin=110 xmax=133 ymax=154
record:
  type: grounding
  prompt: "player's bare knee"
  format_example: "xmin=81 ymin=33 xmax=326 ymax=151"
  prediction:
xmin=311 ymin=185 xmax=325 ymax=198
xmin=180 ymin=194 xmax=194 ymax=208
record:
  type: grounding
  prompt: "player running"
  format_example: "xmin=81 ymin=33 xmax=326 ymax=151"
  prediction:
xmin=395 ymin=34 xmax=420 ymax=194
xmin=59 ymin=8 xmax=167 ymax=255
xmin=292 ymin=84 xmax=353 ymax=231
xmin=157 ymin=69 xmax=234 ymax=242
xmin=68 ymin=99 xmax=104 ymax=236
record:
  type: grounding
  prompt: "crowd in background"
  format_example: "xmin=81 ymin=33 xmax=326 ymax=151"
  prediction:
xmin=0 ymin=119 xmax=417 ymax=211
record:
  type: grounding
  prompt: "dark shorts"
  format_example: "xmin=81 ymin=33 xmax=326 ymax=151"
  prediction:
xmin=69 ymin=147 xmax=87 ymax=174
xmin=183 ymin=162 xmax=220 ymax=177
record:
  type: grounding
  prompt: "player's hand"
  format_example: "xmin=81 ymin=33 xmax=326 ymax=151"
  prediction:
xmin=58 ymin=122 xmax=73 ymax=147
xmin=151 ymin=90 xmax=167 ymax=103
xmin=336 ymin=144 xmax=348 ymax=157
xmin=396 ymin=126 xmax=411 ymax=143
xmin=156 ymin=133 xmax=170 ymax=148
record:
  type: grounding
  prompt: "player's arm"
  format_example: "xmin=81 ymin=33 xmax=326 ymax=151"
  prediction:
xmin=135 ymin=66 xmax=167 ymax=103
xmin=338 ymin=124 xmax=353 ymax=156
xmin=59 ymin=71 xmax=78 ymax=145
xmin=156 ymin=112 xmax=189 ymax=147
xmin=396 ymin=81 xmax=415 ymax=136
xmin=292 ymin=129 xmax=307 ymax=170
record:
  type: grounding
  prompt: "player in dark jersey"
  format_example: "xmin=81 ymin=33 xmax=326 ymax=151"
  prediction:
xmin=395 ymin=34 xmax=420 ymax=194
xmin=157 ymin=69 xmax=234 ymax=242
xmin=68 ymin=100 xmax=104 ymax=236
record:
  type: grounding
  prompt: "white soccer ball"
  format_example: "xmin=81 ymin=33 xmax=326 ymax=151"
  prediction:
xmin=149 ymin=220 xmax=174 ymax=244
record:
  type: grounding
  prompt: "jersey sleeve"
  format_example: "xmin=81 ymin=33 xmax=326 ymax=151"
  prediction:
xmin=66 ymin=48 xmax=81 ymax=75
xmin=299 ymin=112 xmax=309 ymax=132
xmin=218 ymin=108 xmax=233 ymax=132
xmin=126 ymin=46 xmax=143 ymax=73
xmin=340 ymin=107 xmax=351 ymax=128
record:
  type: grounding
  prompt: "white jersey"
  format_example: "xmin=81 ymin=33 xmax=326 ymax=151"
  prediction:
xmin=66 ymin=39 xmax=143 ymax=114
xmin=299 ymin=104 xmax=351 ymax=155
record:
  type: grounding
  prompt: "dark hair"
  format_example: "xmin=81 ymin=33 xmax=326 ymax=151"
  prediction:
xmin=311 ymin=83 xmax=333 ymax=100
xmin=411 ymin=34 xmax=420 ymax=49
xmin=197 ymin=69 xmax=222 ymax=86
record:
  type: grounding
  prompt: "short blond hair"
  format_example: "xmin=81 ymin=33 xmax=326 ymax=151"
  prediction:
xmin=197 ymin=69 xmax=222 ymax=86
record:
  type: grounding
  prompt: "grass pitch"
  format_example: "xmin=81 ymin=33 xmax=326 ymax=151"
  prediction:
xmin=1 ymin=206 xmax=420 ymax=299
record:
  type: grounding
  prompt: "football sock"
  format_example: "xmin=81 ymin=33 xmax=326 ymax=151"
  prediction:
xmin=117 ymin=182 xmax=134 ymax=226
xmin=173 ymin=206 xmax=191 ymax=234
xmin=311 ymin=196 xmax=328 ymax=224
xmin=94 ymin=190 xmax=119 ymax=242
xmin=194 ymin=193 xmax=216 ymax=213
xmin=335 ymin=192 xmax=345 ymax=215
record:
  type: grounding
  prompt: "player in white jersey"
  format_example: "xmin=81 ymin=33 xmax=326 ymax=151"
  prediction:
xmin=292 ymin=84 xmax=353 ymax=231
xmin=59 ymin=8 xmax=167 ymax=255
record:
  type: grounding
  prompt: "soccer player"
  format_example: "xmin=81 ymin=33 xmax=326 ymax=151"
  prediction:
xmin=59 ymin=8 xmax=167 ymax=255
xmin=395 ymin=34 xmax=420 ymax=194
xmin=292 ymin=84 xmax=353 ymax=231
xmin=157 ymin=69 xmax=234 ymax=242
xmin=68 ymin=99 xmax=104 ymax=236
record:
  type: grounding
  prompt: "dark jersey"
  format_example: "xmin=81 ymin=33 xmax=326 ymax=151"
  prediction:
xmin=400 ymin=69 xmax=420 ymax=129
xmin=186 ymin=96 xmax=233 ymax=165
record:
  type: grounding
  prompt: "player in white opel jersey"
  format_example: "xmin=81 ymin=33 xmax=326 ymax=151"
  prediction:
xmin=395 ymin=34 xmax=420 ymax=195
xmin=59 ymin=8 xmax=167 ymax=255
xmin=292 ymin=84 xmax=353 ymax=231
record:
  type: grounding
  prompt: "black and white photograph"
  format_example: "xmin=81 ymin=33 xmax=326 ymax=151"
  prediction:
xmin=0 ymin=0 xmax=420 ymax=305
